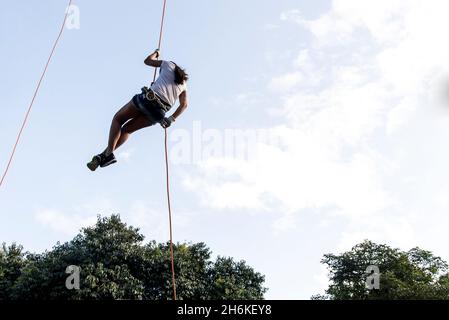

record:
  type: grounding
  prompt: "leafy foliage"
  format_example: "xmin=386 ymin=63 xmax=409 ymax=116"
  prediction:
xmin=0 ymin=215 xmax=266 ymax=300
xmin=314 ymin=240 xmax=449 ymax=300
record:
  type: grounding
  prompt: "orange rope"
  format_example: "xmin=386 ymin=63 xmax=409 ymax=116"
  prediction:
xmin=152 ymin=0 xmax=168 ymax=83
xmin=152 ymin=0 xmax=177 ymax=301
xmin=165 ymin=128 xmax=177 ymax=301
xmin=0 ymin=0 xmax=73 ymax=188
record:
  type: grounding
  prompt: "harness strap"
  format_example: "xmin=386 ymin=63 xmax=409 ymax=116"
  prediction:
xmin=141 ymin=87 xmax=170 ymax=111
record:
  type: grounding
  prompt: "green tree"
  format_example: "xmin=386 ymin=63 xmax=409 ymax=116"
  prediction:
xmin=207 ymin=257 xmax=266 ymax=299
xmin=1 ymin=215 xmax=266 ymax=300
xmin=0 ymin=243 xmax=26 ymax=299
xmin=314 ymin=240 xmax=449 ymax=300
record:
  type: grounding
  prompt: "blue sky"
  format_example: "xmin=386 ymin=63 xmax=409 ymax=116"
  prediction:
xmin=2 ymin=0 xmax=449 ymax=299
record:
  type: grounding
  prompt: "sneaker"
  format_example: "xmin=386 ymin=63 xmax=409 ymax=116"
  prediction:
xmin=87 ymin=154 xmax=104 ymax=172
xmin=100 ymin=153 xmax=117 ymax=168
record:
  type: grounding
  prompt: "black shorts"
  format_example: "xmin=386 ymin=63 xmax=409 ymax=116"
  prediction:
xmin=132 ymin=93 xmax=166 ymax=125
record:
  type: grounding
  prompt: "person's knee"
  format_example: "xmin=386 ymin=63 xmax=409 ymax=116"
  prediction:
xmin=121 ymin=123 xmax=134 ymax=135
xmin=113 ymin=112 xmax=126 ymax=125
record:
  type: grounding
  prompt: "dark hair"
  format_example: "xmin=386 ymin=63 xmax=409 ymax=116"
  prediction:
xmin=174 ymin=64 xmax=189 ymax=85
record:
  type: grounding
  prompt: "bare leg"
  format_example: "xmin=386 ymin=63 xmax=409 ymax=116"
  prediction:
xmin=114 ymin=116 xmax=153 ymax=150
xmin=106 ymin=101 xmax=142 ymax=155
xmin=87 ymin=102 xmax=153 ymax=171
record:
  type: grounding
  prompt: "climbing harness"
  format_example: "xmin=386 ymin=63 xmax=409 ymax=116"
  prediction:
xmin=143 ymin=86 xmax=158 ymax=101
xmin=141 ymin=86 xmax=170 ymax=112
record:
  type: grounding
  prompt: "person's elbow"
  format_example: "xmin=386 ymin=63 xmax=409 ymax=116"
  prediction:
xmin=144 ymin=58 xmax=154 ymax=66
xmin=144 ymin=58 xmax=161 ymax=67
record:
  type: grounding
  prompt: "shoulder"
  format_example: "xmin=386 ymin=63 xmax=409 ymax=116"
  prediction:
xmin=162 ymin=60 xmax=176 ymax=69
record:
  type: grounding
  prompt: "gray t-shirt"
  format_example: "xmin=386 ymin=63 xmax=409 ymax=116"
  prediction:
xmin=150 ymin=61 xmax=187 ymax=108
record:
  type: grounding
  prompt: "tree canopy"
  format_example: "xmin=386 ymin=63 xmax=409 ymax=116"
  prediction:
xmin=0 ymin=215 xmax=266 ymax=300
xmin=314 ymin=240 xmax=449 ymax=300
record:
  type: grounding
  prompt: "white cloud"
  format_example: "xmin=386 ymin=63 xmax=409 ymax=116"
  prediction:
xmin=313 ymin=265 xmax=331 ymax=296
xmin=183 ymin=160 xmax=266 ymax=210
xmin=268 ymin=72 xmax=303 ymax=93
xmin=34 ymin=198 xmax=114 ymax=236
xmin=264 ymin=23 xmax=279 ymax=31
xmin=273 ymin=213 xmax=297 ymax=233
xmin=294 ymin=49 xmax=311 ymax=68
xmin=185 ymin=1 xmax=449 ymax=261
xmin=34 ymin=199 xmax=194 ymax=243
xmin=336 ymin=216 xmax=416 ymax=253
xmin=236 ymin=92 xmax=264 ymax=106
xmin=117 ymin=149 xmax=133 ymax=162
xmin=35 ymin=209 xmax=97 ymax=236
xmin=280 ymin=9 xmax=302 ymax=24
xmin=126 ymin=201 xmax=195 ymax=242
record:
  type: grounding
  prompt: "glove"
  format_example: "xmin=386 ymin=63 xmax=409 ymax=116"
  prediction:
xmin=161 ymin=115 xmax=175 ymax=129
xmin=154 ymin=49 xmax=160 ymax=58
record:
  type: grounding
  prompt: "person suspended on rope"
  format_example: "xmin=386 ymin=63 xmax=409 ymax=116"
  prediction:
xmin=87 ymin=49 xmax=189 ymax=171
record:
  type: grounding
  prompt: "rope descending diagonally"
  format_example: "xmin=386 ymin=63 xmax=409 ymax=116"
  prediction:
xmin=153 ymin=0 xmax=177 ymax=301
xmin=0 ymin=0 xmax=73 ymax=188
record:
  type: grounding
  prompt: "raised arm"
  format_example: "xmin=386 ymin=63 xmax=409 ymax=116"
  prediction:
xmin=144 ymin=49 xmax=163 ymax=67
